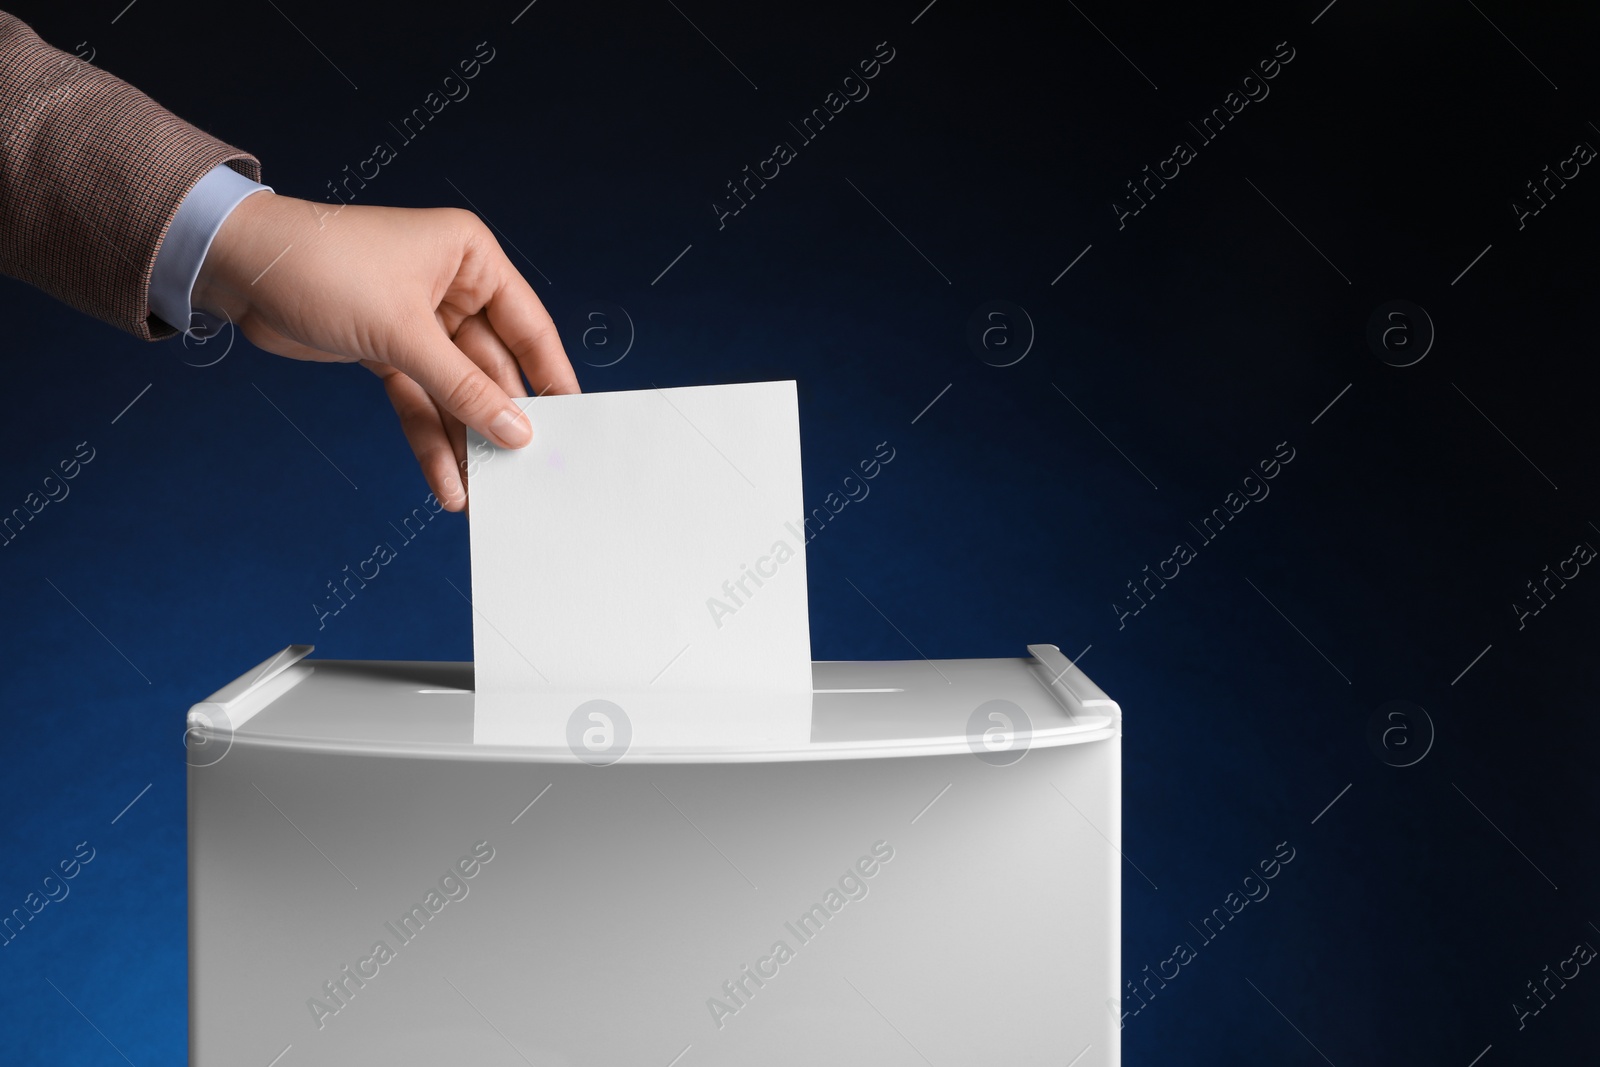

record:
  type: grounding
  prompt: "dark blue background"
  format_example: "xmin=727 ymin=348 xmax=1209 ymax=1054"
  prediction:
xmin=3 ymin=0 xmax=1597 ymax=1063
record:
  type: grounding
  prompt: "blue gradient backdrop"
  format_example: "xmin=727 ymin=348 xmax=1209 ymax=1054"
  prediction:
xmin=2 ymin=1 xmax=1597 ymax=1063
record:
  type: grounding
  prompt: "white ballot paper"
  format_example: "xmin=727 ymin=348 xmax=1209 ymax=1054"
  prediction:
xmin=467 ymin=382 xmax=813 ymax=720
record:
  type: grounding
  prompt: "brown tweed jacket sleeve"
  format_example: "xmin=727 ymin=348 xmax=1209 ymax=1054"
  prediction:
xmin=0 ymin=11 xmax=261 ymax=340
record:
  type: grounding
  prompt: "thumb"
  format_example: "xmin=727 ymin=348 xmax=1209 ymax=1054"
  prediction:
xmin=379 ymin=318 xmax=532 ymax=449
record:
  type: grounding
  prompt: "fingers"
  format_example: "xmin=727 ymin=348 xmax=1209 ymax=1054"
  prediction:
xmin=367 ymin=316 xmax=500 ymax=509
xmin=375 ymin=367 xmax=468 ymax=511
xmin=442 ymin=406 xmax=467 ymax=502
xmin=479 ymin=246 xmax=582 ymax=398
xmin=383 ymin=317 xmax=532 ymax=450
xmin=452 ymin=312 xmax=526 ymax=399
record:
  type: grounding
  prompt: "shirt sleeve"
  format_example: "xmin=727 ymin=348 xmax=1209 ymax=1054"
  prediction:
xmin=148 ymin=163 xmax=272 ymax=337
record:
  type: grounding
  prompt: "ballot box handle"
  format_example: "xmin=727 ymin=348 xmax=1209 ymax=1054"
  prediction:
xmin=186 ymin=645 xmax=317 ymax=741
xmin=196 ymin=645 xmax=314 ymax=708
xmin=1027 ymin=643 xmax=1121 ymax=723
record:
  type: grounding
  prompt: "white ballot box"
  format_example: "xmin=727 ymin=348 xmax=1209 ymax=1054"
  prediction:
xmin=187 ymin=642 xmax=1122 ymax=1066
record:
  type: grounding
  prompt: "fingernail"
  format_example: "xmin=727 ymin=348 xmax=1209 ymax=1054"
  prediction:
xmin=489 ymin=404 xmax=532 ymax=448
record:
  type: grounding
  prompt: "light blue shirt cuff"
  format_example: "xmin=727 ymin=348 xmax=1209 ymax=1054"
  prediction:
xmin=150 ymin=163 xmax=272 ymax=338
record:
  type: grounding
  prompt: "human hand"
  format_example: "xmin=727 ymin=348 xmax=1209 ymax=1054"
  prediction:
xmin=192 ymin=191 xmax=579 ymax=511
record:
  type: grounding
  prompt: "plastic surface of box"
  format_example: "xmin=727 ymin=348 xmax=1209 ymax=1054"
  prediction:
xmin=187 ymin=644 xmax=1121 ymax=1066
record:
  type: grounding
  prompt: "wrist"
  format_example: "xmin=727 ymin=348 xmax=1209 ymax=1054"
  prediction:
xmin=191 ymin=189 xmax=293 ymax=324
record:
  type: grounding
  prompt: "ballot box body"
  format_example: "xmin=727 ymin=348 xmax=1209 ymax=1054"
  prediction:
xmin=188 ymin=646 xmax=1121 ymax=1066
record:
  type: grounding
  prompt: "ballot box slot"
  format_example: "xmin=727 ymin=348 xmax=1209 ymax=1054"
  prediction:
xmin=813 ymin=688 xmax=905 ymax=694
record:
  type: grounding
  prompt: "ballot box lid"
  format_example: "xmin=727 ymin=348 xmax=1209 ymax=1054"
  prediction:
xmin=185 ymin=644 xmax=1118 ymax=765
